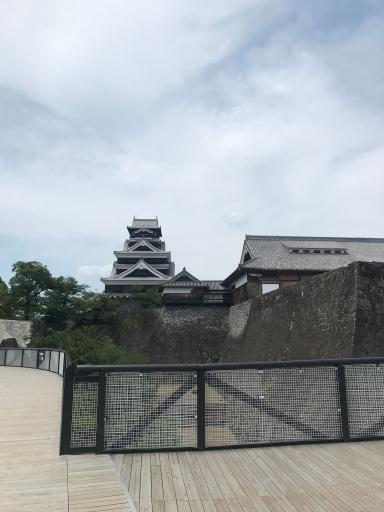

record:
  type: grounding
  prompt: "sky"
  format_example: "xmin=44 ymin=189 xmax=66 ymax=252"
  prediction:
xmin=1 ymin=0 xmax=384 ymax=290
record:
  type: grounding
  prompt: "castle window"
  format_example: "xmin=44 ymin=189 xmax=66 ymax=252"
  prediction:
xmin=262 ymin=283 xmax=279 ymax=294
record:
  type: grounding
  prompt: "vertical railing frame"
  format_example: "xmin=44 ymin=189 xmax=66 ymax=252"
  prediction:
xmin=60 ymin=364 xmax=76 ymax=455
xmin=337 ymin=364 xmax=350 ymax=442
xmin=197 ymin=369 xmax=206 ymax=450
xmin=95 ymin=371 xmax=107 ymax=454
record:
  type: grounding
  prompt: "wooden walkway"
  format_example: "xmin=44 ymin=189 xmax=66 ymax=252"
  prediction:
xmin=0 ymin=366 xmax=135 ymax=512
xmin=4 ymin=366 xmax=384 ymax=512
xmin=114 ymin=440 xmax=384 ymax=511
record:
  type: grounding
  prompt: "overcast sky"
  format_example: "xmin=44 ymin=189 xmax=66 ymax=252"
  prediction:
xmin=1 ymin=0 xmax=384 ymax=289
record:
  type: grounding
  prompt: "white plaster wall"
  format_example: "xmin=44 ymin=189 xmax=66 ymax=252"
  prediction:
xmin=0 ymin=319 xmax=32 ymax=347
xmin=233 ymin=273 xmax=248 ymax=289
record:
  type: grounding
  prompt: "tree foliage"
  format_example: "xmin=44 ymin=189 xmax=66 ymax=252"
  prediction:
xmin=0 ymin=277 xmax=11 ymax=318
xmin=9 ymin=261 xmax=53 ymax=320
xmin=29 ymin=324 xmax=145 ymax=365
xmin=1 ymin=260 xmax=160 ymax=364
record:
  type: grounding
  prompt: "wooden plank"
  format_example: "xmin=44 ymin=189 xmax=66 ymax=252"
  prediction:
xmin=151 ymin=465 xmax=164 ymax=502
xmin=0 ymin=367 xmax=133 ymax=512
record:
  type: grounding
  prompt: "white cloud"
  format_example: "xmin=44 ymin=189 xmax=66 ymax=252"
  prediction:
xmin=0 ymin=0 xmax=384 ymax=287
xmin=78 ymin=264 xmax=112 ymax=279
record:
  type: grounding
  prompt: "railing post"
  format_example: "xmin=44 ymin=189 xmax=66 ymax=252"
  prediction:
xmin=21 ymin=348 xmax=24 ymax=367
xmin=197 ymin=369 xmax=206 ymax=450
xmin=337 ymin=365 xmax=350 ymax=441
xmin=60 ymin=364 xmax=76 ymax=455
xmin=95 ymin=371 xmax=106 ymax=454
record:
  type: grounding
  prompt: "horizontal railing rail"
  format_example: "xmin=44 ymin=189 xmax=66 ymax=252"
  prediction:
xmin=76 ymin=356 xmax=384 ymax=372
xmin=59 ymin=356 xmax=384 ymax=455
xmin=0 ymin=347 xmax=71 ymax=376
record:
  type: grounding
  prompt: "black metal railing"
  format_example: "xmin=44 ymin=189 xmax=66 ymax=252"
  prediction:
xmin=59 ymin=357 xmax=384 ymax=455
xmin=0 ymin=347 xmax=71 ymax=376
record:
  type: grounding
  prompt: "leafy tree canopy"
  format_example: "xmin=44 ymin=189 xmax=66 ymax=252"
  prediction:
xmin=0 ymin=277 xmax=10 ymax=318
xmin=30 ymin=324 xmax=145 ymax=365
xmin=9 ymin=261 xmax=54 ymax=320
xmin=2 ymin=260 xmax=159 ymax=364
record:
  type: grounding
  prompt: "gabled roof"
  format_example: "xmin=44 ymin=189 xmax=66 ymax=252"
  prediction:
xmin=111 ymin=258 xmax=168 ymax=279
xmin=169 ymin=268 xmax=200 ymax=283
xmin=222 ymin=235 xmax=384 ymax=285
xmin=128 ymin=238 xmax=161 ymax=252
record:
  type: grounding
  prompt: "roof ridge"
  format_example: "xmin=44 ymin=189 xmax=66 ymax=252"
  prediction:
xmin=245 ymin=235 xmax=384 ymax=242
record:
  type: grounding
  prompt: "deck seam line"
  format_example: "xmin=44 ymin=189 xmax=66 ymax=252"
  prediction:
xmin=66 ymin=456 xmax=70 ymax=512
xmin=110 ymin=454 xmax=138 ymax=512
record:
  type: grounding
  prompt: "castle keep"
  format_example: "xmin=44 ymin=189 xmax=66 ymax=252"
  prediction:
xmin=102 ymin=217 xmax=175 ymax=293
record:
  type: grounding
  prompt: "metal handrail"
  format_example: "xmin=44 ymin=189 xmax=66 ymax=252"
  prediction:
xmin=60 ymin=355 xmax=384 ymax=456
xmin=0 ymin=347 xmax=71 ymax=376
xmin=76 ymin=356 xmax=384 ymax=373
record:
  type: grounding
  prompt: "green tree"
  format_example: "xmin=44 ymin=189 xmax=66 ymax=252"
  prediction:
xmin=71 ymin=291 xmax=123 ymax=325
xmin=44 ymin=276 xmax=87 ymax=327
xmin=30 ymin=324 xmax=146 ymax=365
xmin=0 ymin=277 xmax=11 ymax=318
xmin=9 ymin=261 xmax=54 ymax=320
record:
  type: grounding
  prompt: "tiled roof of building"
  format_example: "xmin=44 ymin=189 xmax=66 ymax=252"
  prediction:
xmin=163 ymin=280 xmax=225 ymax=291
xmin=163 ymin=281 xmax=207 ymax=288
xmin=201 ymin=281 xmax=226 ymax=291
xmin=169 ymin=268 xmax=200 ymax=283
xmin=131 ymin=217 xmax=159 ymax=228
xmin=242 ymin=235 xmax=384 ymax=272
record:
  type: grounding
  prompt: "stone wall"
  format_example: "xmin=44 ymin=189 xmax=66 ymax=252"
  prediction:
xmin=224 ymin=264 xmax=358 ymax=361
xmin=224 ymin=262 xmax=384 ymax=362
xmin=113 ymin=262 xmax=384 ymax=364
xmin=0 ymin=319 xmax=32 ymax=347
xmin=353 ymin=262 xmax=384 ymax=357
xmin=116 ymin=303 xmax=229 ymax=363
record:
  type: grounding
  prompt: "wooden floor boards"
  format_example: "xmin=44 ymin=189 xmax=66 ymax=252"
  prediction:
xmin=4 ymin=365 xmax=384 ymax=512
xmin=115 ymin=441 xmax=384 ymax=511
xmin=0 ymin=367 xmax=134 ymax=512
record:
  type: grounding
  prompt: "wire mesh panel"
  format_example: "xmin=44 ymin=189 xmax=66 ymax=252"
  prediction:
xmin=23 ymin=349 xmax=38 ymax=368
xmin=5 ymin=349 xmax=22 ymax=367
xmin=345 ymin=364 xmax=384 ymax=439
xmin=0 ymin=350 xmax=5 ymax=365
xmin=70 ymin=378 xmax=99 ymax=449
xmin=205 ymin=366 xmax=343 ymax=447
xmin=104 ymin=371 xmax=197 ymax=451
xmin=49 ymin=351 xmax=59 ymax=373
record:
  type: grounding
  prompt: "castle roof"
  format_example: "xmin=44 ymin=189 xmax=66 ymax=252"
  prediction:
xmin=222 ymin=235 xmax=384 ymax=285
xmin=131 ymin=217 xmax=159 ymax=229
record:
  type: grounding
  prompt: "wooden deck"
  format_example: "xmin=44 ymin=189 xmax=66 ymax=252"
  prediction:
xmin=114 ymin=440 xmax=384 ymax=511
xmin=0 ymin=366 xmax=134 ymax=512
xmin=4 ymin=365 xmax=384 ymax=512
